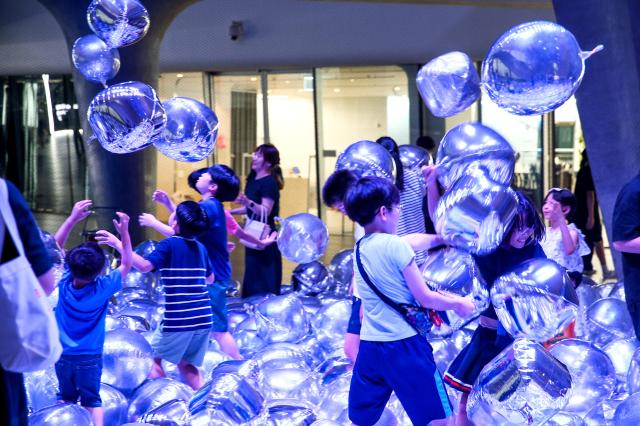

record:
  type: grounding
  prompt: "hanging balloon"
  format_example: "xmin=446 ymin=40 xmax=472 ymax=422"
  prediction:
xmin=335 ymin=140 xmax=395 ymax=182
xmin=154 ymin=97 xmax=219 ymax=162
xmin=398 ymin=144 xmax=431 ymax=170
xmin=87 ymin=0 xmax=150 ymax=48
xmin=72 ymin=34 xmax=120 ymax=84
xmin=417 ymin=51 xmax=481 ymax=118
xmin=277 ymin=213 xmax=329 ymax=264
xmin=88 ymin=81 xmax=166 ymax=153
xmin=482 ymin=21 xmax=603 ymax=115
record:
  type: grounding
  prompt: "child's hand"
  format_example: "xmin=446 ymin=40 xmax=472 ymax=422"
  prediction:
xmin=227 ymin=241 xmax=236 ymax=252
xmin=95 ymin=230 xmax=121 ymax=249
xmin=69 ymin=200 xmax=92 ymax=222
xmin=454 ymin=297 xmax=475 ymax=318
xmin=152 ymin=190 xmax=171 ymax=206
xmin=113 ymin=212 xmax=130 ymax=236
xmin=422 ymin=165 xmax=438 ymax=187
xmin=138 ymin=213 xmax=160 ymax=228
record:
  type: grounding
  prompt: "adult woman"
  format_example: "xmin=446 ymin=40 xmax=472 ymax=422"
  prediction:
xmin=231 ymin=144 xmax=284 ymax=298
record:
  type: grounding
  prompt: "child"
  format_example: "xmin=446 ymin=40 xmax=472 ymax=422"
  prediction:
xmin=55 ymin=212 xmax=132 ymax=426
xmin=443 ymin=191 xmax=547 ymax=426
xmin=97 ymin=201 xmax=214 ymax=390
xmin=344 ymin=176 xmax=474 ymax=426
xmin=541 ymin=188 xmax=591 ymax=286
xmin=54 ymin=199 xmax=93 ymax=251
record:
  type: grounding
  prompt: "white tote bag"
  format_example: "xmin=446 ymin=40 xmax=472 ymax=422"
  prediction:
xmin=238 ymin=206 xmax=271 ymax=250
xmin=0 ymin=179 xmax=62 ymax=372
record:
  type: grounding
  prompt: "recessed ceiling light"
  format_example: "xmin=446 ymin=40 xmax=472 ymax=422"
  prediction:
xmin=176 ymin=73 xmax=184 ymax=78
xmin=250 ymin=77 xmax=257 ymax=81
xmin=333 ymin=88 xmax=341 ymax=93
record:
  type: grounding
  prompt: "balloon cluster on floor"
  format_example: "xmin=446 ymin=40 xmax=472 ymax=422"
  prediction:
xmin=72 ymin=0 xmax=218 ymax=161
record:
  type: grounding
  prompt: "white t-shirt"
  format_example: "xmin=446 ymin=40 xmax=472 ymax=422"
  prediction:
xmin=354 ymin=233 xmax=418 ymax=341
xmin=540 ymin=223 xmax=591 ymax=273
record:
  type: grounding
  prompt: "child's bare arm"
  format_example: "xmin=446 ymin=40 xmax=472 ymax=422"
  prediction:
xmin=113 ymin=212 xmax=132 ymax=279
xmin=54 ymin=199 xmax=92 ymax=249
xmin=95 ymin=226 xmax=153 ymax=274
xmin=139 ymin=213 xmax=175 ymax=237
xmin=205 ymin=272 xmax=215 ymax=284
xmin=402 ymin=233 xmax=444 ymax=251
xmin=152 ymin=189 xmax=176 ymax=214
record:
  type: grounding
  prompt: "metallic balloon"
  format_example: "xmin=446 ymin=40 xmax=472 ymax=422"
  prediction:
xmin=87 ymin=0 xmax=150 ymax=48
xmin=248 ymin=343 xmax=314 ymax=381
xmin=298 ymin=295 xmax=324 ymax=315
xmin=316 ymin=356 xmax=352 ymax=386
xmin=468 ymin=339 xmax=572 ymax=425
xmin=101 ymin=328 xmax=154 ymax=393
xmin=416 ymin=51 xmax=481 ymax=118
xmin=583 ymin=398 xmax=623 ymax=426
xmin=317 ymin=373 xmax=351 ymax=421
xmin=613 ymin=392 xmax=640 ymax=425
xmin=328 ymin=249 xmax=353 ymax=287
xmin=628 ymin=348 xmax=640 ymax=394
xmin=235 ymin=316 xmax=258 ymax=332
xmin=139 ymin=399 xmax=191 ymax=426
xmin=428 ymin=328 xmax=473 ymax=373
xmin=549 ymin=339 xmax=616 ymax=414
xmin=227 ymin=310 xmax=250 ymax=332
xmin=122 ymin=270 xmax=157 ymax=293
xmin=29 ymin=403 xmax=92 ymax=425
xmin=335 ymin=140 xmax=395 ymax=182
xmin=251 ymin=398 xmax=318 ymax=425
xmin=491 ymin=258 xmax=578 ymax=341
xmin=128 ymin=378 xmax=193 ymax=421
xmin=435 ymin=172 xmax=518 ymax=254
xmin=234 ymin=329 xmax=267 ymax=358
xmin=292 ymin=261 xmax=329 ymax=296
xmin=607 ymin=281 xmax=626 ymax=301
xmin=101 ymin=383 xmax=128 ymax=426
xmin=398 ymin=145 xmax=431 ymax=170
xmin=585 ymin=298 xmax=635 ymax=347
xmin=199 ymin=349 xmax=231 ymax=380
xmin=155 ymin=97 xmax=219 ymax=162
xmin=24 ymin=367 xmax=58 ymax=413
xmin=72 ymin=34 xmax=120 ymax=84
xmin=422 ymin=247 xmax=488 ymax=329
xmin=546 ymin=412 xmax=586 ymax=426
xmin=258 ymin=368 xmax=312 ymax=400
xmin=482 ymin=21 xmax=602 ymax=116
xmin=255 ymin=294 xmax=310 ymax=343
xmin=311 ymin=300 xmax=351 ymax=353
xmin=135 ymin=240 xmax=159 ymax=257
xmin=436 ymin=122 xmax=516 ymax=190
xmin=574 ymin=280 xmax=602 ymax=338
xmin=603 ymin=338 xmax=640 ymax=382
xmin=277 ymin=213 xmax=330 ymax=264
xmin=88 ymin=81 xmax=166 ymax=154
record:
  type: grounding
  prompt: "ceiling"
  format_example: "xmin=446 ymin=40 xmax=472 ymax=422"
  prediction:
xmin=0 ymin=0 xmax=555 ymax=75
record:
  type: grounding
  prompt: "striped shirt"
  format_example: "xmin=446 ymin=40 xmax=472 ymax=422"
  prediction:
xmin=145 ymin=236 xmax=213 ymax=331
xmin=397 ymin=167 xmax=428 ymax=265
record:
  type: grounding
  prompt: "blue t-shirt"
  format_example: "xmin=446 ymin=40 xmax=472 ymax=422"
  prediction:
xmin=145 ymin=236 xmax=214 ymax=331
xmin=55 ymin=268 xmax=123 ymax=355
xmin=198 ymin=198 xmax=231 ymax=281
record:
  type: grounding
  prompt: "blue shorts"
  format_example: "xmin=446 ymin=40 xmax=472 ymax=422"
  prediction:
xmin=151 ymin=328 xmax=210 ymax=367
xmin=347 ymin=296 xmax=362 ymax=335
xmin=349 ymin=335 xmax=452 ymax=425
xmin=55 ymin=354 xmax=103 ymax=407
xmin=208 ymin=281 xmax=229 ymax=332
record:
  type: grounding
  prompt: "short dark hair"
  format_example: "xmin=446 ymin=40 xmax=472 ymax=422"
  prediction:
xmin=416 ymin=135 xmax=436 ymax=151
xmin=375 ymin=136 xmax=404 ymax=191
xmin=175 ymin=201 xmax=210 ymax=238
xmin=208 ymin=164 xmax=240 ymax=202
xmin=65 ymin=242 xmax=105 ymax=281
xmin=545 ymin=188 xmax=577 ymax=221
xmin=505 ymin=191 xmax=545 ymax=245
xmin=187 ymin=167 xmax=209 ymax=191
xmin=344 ymin=176 xmax=400 ymax=226
xmin=322 ymin=169 xmax=360 ymax=207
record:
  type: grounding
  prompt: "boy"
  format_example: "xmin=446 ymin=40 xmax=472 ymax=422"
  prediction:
xmin=98 ymin=201 xmax=214 ymax=389
xmin=344 ymin=176 xmax=474 ymax=426
xmin=55 ymin=212 xmax=132 ymax=426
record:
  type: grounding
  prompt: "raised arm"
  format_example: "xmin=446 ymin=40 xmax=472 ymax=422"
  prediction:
xmin=152 ymin=189 xmax=176 ymax=214
xmin=54 ymin=199 xmax=92 ymax=249
xmin=139 ymin=213 xmax=175 ymax=237
xmin=113 ymin=212 xmax=132 ymax=279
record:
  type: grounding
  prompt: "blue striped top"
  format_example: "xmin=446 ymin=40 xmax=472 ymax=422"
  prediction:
xmin=145 ymin=236 xmax=213 ymax=331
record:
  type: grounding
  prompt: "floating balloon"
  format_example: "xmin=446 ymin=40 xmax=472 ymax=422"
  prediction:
xmin=429 ymin=329 xmax=473 ymax=374
xmin=154 ymin=97 xmax=219 ymax=162
xmin=491 ymin=258 xmax=578 ymax=341
xmin=436 ymin=122 xmax=516 ymax=190
xmin=128 ymin=378 xmax=193 ymax=421
xmin=254 ymin=295 xmax=310 ymax=343
xmin=398 ymin=144 xmax=431 ymax=170
xmin=292 ymin=261 xmax=330 ymax=296
xmin=278 ymin=213 xmax=329 ymax=264
xmin=29 ymin=403 xmax=93 ymax=425
xmin=88 ymin=81 xmax=166 ymax=154
xmin=585 ymin=298 xmax=635 ymax=347
xmin=482 ymin=21 xmax=602 ymax=115
xmin=87 ymin=0 xmax=150 ymax=48
xmin=101 ymin=328 xmax=154 ymax=393
xmin=417 ymin=51 xmax=480 ymax=118
xmin=101 ymin=383 xmax=129 ymax=426
xmin=335 ymin=140 xmax=395 ymax=182
xmin=72 ymin=34 xmax=120 ymax=84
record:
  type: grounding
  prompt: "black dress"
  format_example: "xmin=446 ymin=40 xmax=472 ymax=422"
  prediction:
xmin=242 ymin=174 xmax=282 ymax=298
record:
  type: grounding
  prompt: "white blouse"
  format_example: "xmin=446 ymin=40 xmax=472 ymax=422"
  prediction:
xmin=541 ymin=223 xmax=591 ymax=273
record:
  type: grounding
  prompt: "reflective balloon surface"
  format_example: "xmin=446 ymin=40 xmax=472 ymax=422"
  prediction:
xmin=128 ymin=378 xmax=193 ymax=421
xmin=155 ymin=97 xmax=219 ymax=162
xmin=311 ymin=300 xmax=351 ymax=353
xmin=24 ymin=367 xmax=58 ymax=413
xmin=491 ymin=258 xmax=578 ymax=341
xmin=101 ymin=383 xmax=128 ymax=426
xmin=87 ymin=0 xmax=150 ymax=48
xmin=278 ymin=213 xmax=329 ymax=264
xmin=88 ymin=81 xmax=166 ymax=153
xmin=335 ymin=140 xmax=395 ymax=182
xmin=546 ymin=412 xmax=586 ymax=426
xmin=417 ymin=51 xmax=480 ymax=118
xmin=603 ymin=338 xmax=640 ymax=382
xmin=72 ymin=34 xmax=120 ymax=84
xmin=482 ymin=21 xmax=600 ymax=115
xmin=255 ymin=295 xmax=310 ymax=343
xmin=101 ymin=328 xmax=154 ymax=393
xmin=398 ymin=145 xmax=431 ymax=170
xmin=613 ymin=392 xmax=640 ymax=425
xmin=135 ymin=240 xmax=159 ymax=257
xmin=139 ymin=399 xmax=191 ymax=425
xmin=292 ymin=261 xmax=330 ymax=296
xmin=189 ymin=374 xmax=264 ymax=424
xmin=29 ymin=403 xmax=92 ymax=425
xmin=327 ymin=249 xmax=353 ymax=294
xmin=628 ymin=348 xmax=640 ymax=394
xmin=585 ymin=298 xmax=635 ymax=347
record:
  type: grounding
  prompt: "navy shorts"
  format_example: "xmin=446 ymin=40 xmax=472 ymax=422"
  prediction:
xmin=347 ymin=296 xmax=362 ymax=335
xmin=208 ymin=280 xmax=229 ymax=332
xmin=349 ymin=334 xmax=452 ymax=425
xmin=54 ymin=354 xmax=103 ymax=407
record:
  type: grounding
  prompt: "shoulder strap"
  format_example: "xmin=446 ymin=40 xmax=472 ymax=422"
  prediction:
xmin=355 ymin=239 xmax=407 ymax=317
xmin=0 ymin=179 xmax=25 ymax=258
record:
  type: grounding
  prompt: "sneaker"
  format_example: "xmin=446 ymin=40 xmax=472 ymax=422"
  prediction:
xmin=583 ymin=269 xmax=596 ymax=276
xmin=603 ymin=270 xmax=617 ymax=280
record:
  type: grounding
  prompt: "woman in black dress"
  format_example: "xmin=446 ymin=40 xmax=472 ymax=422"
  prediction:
xmin=232 ymin=144 xmax=284 ymax=297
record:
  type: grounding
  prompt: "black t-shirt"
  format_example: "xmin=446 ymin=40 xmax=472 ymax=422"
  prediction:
xmin=574 ymin=163 xmax=600 ymax=229
xmin=245 ymin=174 xmax=280 ymax=228
xmin=613 ymin=174 xmax=640 ymax=302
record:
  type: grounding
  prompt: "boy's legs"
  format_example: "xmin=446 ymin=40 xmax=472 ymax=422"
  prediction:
xmin=149 ymin=358 xmax=166 ymax=379
xmin=208 ymin=280 xmax=241 ymax=359
xmin=177 ymin=360 xmax=202 ymax=390
xmin=212 ymin=332 xmax=241 ymax=360
xmin=54 ymin=356 xmax=79 ymax=403
xmin=86 ymin=407 xmax=104 ymax=426
xmin=74 ymin=355 xmax=104 ymax=426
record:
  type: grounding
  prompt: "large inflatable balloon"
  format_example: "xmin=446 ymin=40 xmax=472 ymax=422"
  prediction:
xmin=398 ymin=144 xmax=431 ymax=170
xmin=278 ymin=213 xmax=329 ymax=264
xmin=254 ymin=295 xmax=310 ymax=343
xmin=417 ymin=51 xmax=480 ymax=118
xmin=88 ymin=81 xmax=166 ymax=153
xmin=72 ymin=34 xmax=120 ymax=85
xmin=154 ymin=97 xmax=219 ymax=162
xmin=291 ymin=261 xmax=330 ymax=296
xmin=87 ymin=0 xmax=150 ymax=48
xmin=482 ymin=21 xmax=603 ymax=115
xmin=101 ymin=328 xmax=154 ymax=393
xmin=29 ymin=403 xmax=93 ymax=425
xmin=335 ymin=140 xmax=395 ymax=182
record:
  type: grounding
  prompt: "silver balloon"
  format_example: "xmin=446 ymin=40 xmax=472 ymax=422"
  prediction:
xmin=128 ymin=378 xmax=193 ymax=421
xmin=613 ymin=392 xmax=640 ymax=425
xmin=101 ymin=328 xmax=154 ymax=393
xmin=585 ymin=298 xmax=635 ymax=347
xmin=139 ymin=399 xmax=191 ymax=426
xmin=72 ymin=34 xmax=120 ymax=84
xmin=116 ymin=314 xmax=151 ymax=332
xmin=316 ymin=356 xmax=352 ymax=386
xmin=292 ymin=262 xmax=329 ymax=296
xmin=234 ymin=329 xmax=267 ymax=357
xmin=155 ymin=97 xmax=219 ymax=162
xmin=327 ymin=249 xmax=353 ymax=288
xmin=252 ymin=399 xmax=317 ymax=425
xmin=435 ymin=171 xmax=518 ymax=254
xmin=258 ymin=368 xmax=313 ymax=400
xmin=24 ymin=367 xmax=58 ymax=413
xmin=87 ymin=0 xmax=150 ymax=48
xmin=248 ymin=343 xmax=314 ymax=384
xmin=199 ymin=349 xmax=231 ymax=380
xmin=549 ymin=339 xmax=616 ymax=414
xmin=468 ymin=338 xmax=572 ymax=425
xmin=311 ymin=300 xmax=351 ymax=353
xmin=546 ymin=412 xmax=586 ymax=426
xmin=255 ymin=294 xmax=310 ymax=343
xmin=28 ymin=403 xmax=92 ymax=425
xmin=583 ymin=398 xmax=623 ymax=426
xmin=278 ymin=213 xmax=329 ymax=264
xmin=436 ymin=122 xmax=516 ymax=190
xmin=607 ymin=281 xmax=626 ymax=301
xmin=122 ymin=270 xmax=157 ymax=291
xmin=628 ymin=348 xmax=640 ymax=394
xmin=298 ymin=295 xmax=324 ymax=315
xmin=88 ymin=81 xmax=166 ymax=154
xmin=421 ymin=247 xmax=488 ymax=329
xmin=335 ymin=140 xmax=395 ymax=182
xmin=428 ymin=328 xmax=473 ymax=374
xmin=101 ymin=383 xmax=128 ymax=426
xmin=416 ymin=51 xmax=480 ymax=118
xmin=317 ymin=373 xmax=351 ymax=421
xmin=575 ymin=280 xmax=602 ymax=338
xmin=491 ymin=258 xmax=578 ymax=341
xmin=135 ymin=240 xmax=159 ymax=257
xmin=235 ymin=316 xmax=258 ymax=332
xmin=603 ymin=338 xmax=640 ymax=382
xmin=227 ymin=310 xmax=250 ymax=332
xmin=398 ymin=145 xmax=431 ymax=170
